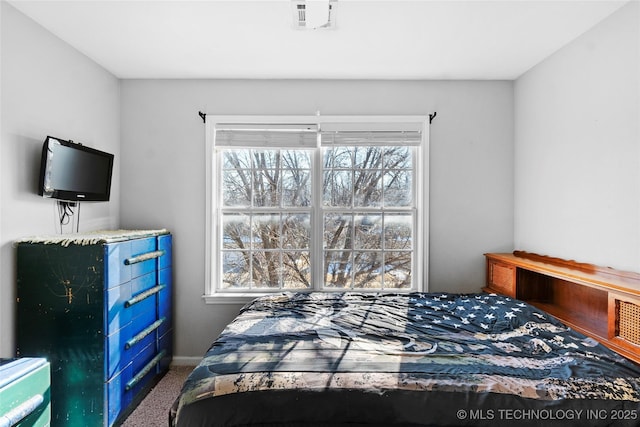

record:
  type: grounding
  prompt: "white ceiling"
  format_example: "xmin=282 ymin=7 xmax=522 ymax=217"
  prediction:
xmin=7 ymin=0 xmax=631 ymax=80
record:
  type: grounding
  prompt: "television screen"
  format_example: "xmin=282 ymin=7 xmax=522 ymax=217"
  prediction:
xmin=39 ymin=136 xmax=114 ymax=202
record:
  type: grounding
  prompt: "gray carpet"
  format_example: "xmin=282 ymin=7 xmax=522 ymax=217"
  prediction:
xmin=121 ymin=365 xmax=194 ymax=427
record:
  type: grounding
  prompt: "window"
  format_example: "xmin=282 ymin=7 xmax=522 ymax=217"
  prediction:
xmin=205 ymin=116 xmax=429 ymax=303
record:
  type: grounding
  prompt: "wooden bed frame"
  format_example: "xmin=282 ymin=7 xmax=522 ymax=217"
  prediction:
xmin=485 ymin=251 xmax=640 ymax=365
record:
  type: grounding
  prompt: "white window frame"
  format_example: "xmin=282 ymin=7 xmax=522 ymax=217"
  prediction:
xmin=204 ymin=115 xmax=429 ymax=304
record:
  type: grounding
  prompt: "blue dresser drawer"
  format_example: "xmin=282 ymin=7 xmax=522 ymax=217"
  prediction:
xmin=106 ymin=324 xmax=130 ymax=379
xmin=127 ymin=344 xmax=165 ymax=399
xmin=106 ymin=281 xmax=132 ymax=337
xmin=129 ymin=273 xmax=158 ymax=315
xmin=107 ymin=272 xmax=159 ymax=334
xmin=131 ymin=342 xmax=156 ymax=377
xmin=107 ymin=344 xmax=166 ymax=426
xmin=106 ymin=340 xmax=164 ymax=426
xmin=105 ymin=241 xmax=133 ymax=289
xmin=106 ymin=318 xmax=161 ymax=380
xmin=129 ymin=238 xmax=159 ymax=279
xmin=106 ymin=362 xmax=132 ymax=427
xmin=105 ymin=237 xmax=168 ymax=289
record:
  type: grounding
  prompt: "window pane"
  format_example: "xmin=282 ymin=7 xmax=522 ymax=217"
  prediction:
xmin=323 ymin=214 xmax=353 ymax=250
xmin=253 ymin=168 xmax=280 ymax=207
xmin=282 ymin=149 xmax=311 ymax=169
xmin=252 ymin=214 xmax=281 ymax=249
xmin=323 ymin=147 xmax=352 ymax=169
xmin=324 ymin=251 xmax=352 ymax=288
xmin=384 ymin=214 xmax=413 ymax=250
xmin=222 ymin=151 xmax=252 ymax=207
xmin=222 ymin=169 xmax=252 ymax=207
xmin=282 ymin=169 xmax=311 ymax=207
xmin=283 ymin=214 xmax=310 ymax=249
xmin=354 ymin=214 xmax=382 ymax=250
xmin=354 ymin=146 xmax=382 ymax=169
xmin=384 ymin=252 xmax=412 ymax=289
xmin=252 ymin=150 xmax=280 ymax=169
xmin=222 ymin=214 xmax=250 ymax=250
xmin=383 ymin=146 xmax=412 ymax=169
xmin=383 ymin=170 xmax=412 ymax=206
xmin=282 ymin=251 xmax=311 ymax=289
xmin=353 ymin=251 xmax=383 ymax=288
xmin=353 ymin=168 xmax=383 ymax=207
xmin=221 ymin=251 xmax=250 ymax=289
xmin=323 ymin=170 xmax=353 ymax=207
xmin=223 ymin=150 xmax=251 ymax=169
xmin=252 ymin=251 xmax=281 ymax=288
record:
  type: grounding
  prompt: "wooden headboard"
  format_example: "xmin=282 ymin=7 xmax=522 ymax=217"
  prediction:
xmin=484 ymin=251 xmax=640 ymax=365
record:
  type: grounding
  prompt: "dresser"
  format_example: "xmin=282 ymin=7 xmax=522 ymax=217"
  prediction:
xmin=0 ymin=358 xmax=50 ymax=427
xmin=485 ymin=251 xmax=640 ymax=365
xmin=16 ymin=230 xmax=172 ymax=427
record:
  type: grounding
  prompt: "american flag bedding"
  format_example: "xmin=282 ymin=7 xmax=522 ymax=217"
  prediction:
xmin=171 ymin=292 xmax=640 ymax=426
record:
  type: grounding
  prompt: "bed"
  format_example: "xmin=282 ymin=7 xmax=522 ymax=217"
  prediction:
xmin=170 ymin=291 xmax=640 ymax=426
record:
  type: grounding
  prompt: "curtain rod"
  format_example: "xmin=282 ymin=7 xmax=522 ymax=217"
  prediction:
xmin=198 ymin=111 xmax=437 ymax=124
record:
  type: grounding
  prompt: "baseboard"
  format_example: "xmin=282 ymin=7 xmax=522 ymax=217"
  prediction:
xmin=170 ymin=356 xmax=202 ymax=366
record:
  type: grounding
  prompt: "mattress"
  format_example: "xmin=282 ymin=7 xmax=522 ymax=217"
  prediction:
xmin=171 ymin=292 xmax=640 ymax=426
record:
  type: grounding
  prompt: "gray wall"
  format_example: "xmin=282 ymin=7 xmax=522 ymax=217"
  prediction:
xmin=0 ymin=3 xmax=121 ymax=357
xmin=514 ymin=1 xmax=639 ymax=272
xmin=120 ymin=79 xmax=514 ymax=359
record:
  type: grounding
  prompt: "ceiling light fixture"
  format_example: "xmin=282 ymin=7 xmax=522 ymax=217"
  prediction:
xmin=292 ymin=0 xmax=337 ymax=30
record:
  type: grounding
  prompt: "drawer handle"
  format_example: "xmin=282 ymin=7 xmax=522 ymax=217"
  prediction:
xmin=125 ymin=284 xmax=165 ymax=308
xmin=125 ymin=318 xmax=166 ymax=350
xmin=0 ymin=394 xmax=44 ymax=427
xmin=125 ymin=350 xmax=166 ymax=391
xmin=124 ymin=250 xmax=165 ymax=265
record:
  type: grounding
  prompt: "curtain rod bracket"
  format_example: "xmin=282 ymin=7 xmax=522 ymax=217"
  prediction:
xmin=198 ymin=111 xmax=206 ymax=123
xmin=429 ymin=112 xmax=437 ymax=124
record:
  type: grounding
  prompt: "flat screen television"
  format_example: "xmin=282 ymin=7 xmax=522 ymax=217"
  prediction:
xmin=38 ymin=136 xmax=114 ymax=202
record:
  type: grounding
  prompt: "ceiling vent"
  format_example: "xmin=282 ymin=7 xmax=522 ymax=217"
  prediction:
xmin=292 ymin=0 xmax=337 ymax=30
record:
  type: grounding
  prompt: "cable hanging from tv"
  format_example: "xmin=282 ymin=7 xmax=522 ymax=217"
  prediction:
xmin=55 ymin=200 xmax=80 ymax=233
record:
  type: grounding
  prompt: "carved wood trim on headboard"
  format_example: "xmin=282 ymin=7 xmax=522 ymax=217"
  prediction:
xmin=512 ymin=250 xmax=640 ymax=282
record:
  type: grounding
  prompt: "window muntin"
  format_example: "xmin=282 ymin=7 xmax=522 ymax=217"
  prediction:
xmin=206 ymin=116 xmax=428 ymax=299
